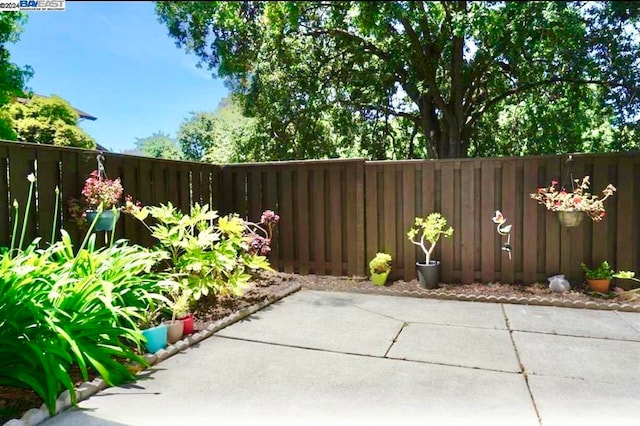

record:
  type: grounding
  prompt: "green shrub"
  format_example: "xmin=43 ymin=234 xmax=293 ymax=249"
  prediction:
xmin=128 ymin=202 xmax=274 ymax=300
xmin=0 ymin=174 xmax=170 ymax=415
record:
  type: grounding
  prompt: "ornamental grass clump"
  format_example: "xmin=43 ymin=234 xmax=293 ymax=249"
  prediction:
xmin=530 ymin=176 xmax=616 ymax=221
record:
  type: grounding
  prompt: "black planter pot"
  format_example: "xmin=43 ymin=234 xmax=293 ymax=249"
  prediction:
xmin=417 ymin=261 xmax=440 ymax=289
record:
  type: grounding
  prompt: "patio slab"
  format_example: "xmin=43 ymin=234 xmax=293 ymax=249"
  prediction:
xmin=38 ymin=290 xmax=640 ymax=426
xmin=44 ymin=337 xmax=539 ymax=426
xmin=504 ymin=304 xmax=640 ymax=341
xmin=386 ymin=323 xmax=521 ymax=372
xmin=352 ymin=294 xmax=508 ymax=329
xmin=527 ymin=375 xmax=640 ymax=426
xmin=216 ymin=290 xmax=404 ymax=356
xmin=512 ymin=331 xmax=640 ymax=383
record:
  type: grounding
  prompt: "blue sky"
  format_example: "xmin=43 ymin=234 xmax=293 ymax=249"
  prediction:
xmin=8 ymin=1 xmax=229 ymax=152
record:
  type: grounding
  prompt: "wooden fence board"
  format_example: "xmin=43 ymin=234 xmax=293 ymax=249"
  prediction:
xmin=248 ymin=169 xmax=262 ymax=222
xmin=364 ymin=164 xmax=378 ymax=277
xmin=544 ymin=157 xmax=561 ymax=275
xmin=265 ymin=168 xmax=280 ymax=271
xmin=330 ymin=165 xmax=342 ymax=275
xmin=312 ymin=167 xmax=325 ymax=275
xmin=568 ymin=160 xmax=585 ymax=282
xmin=460 ymin=161 xmax=474 ymax=283
xmin=617 ymin=157 xmax=634 ymax=272
xmin=9 ymin=146 xmax=37 ymax=248
xmin=280 ymin=167 xmax=294 ymax=273
xmin=345 ymin=164 xmax=357 ymax=276
xmin=297 ymin=167 xmax=310 ymax=275
xmin=354 ymin=161 xmax=365 ymax=276
xmin=122 ymin=156 xmax=140 ymax=243
xmin=591 ymin=159 xmax=609 ymax=265
xmin=36 ymin=150 xmax=61 ymax=245
xmin=522 ymin=159 xmax=539 ymax=283
xmin=383 ymin=165 xmax=396 ymax=273
xmin=501 ymin=160 xmax=516 ymax=283
xmin=0 ymin=147 xmax=9 ymax=246
xmin=480 ymin=160 xmax=495 ymax=283
xmin=440 ymin=163 xmax=455 ymax=283
xmin=402 ymin=165 xmax=416 ymax=281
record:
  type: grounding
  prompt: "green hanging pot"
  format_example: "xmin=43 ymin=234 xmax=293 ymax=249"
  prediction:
xmin=86 ymin=209 xmax=120 ymax=232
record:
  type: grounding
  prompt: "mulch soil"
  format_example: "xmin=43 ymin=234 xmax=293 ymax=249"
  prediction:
xmin=2 ymin=271 xmax=638 ymax=424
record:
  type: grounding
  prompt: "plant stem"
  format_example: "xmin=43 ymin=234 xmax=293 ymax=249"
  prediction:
xmin=18 ymin=178 xmax=35 ymax=251
xmin=50 ymin=186 xmax=60 ymax=245
xmin=10 ymin=200 xmax=19 ymax=255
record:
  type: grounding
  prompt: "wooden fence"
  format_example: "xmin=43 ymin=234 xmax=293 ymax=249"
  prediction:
xmin=1 ymin=140 xmax=638 ymax=285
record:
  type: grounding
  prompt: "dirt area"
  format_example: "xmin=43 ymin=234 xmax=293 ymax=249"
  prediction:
xmin=2 ymin=272 xmax=638 ymax=424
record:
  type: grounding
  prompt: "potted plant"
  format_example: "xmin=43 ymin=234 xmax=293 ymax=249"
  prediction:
xmin=581 ymin=260 xmax=614 ymax=293
xmin=530 ymin=176 xmax=616 ymax=227
xmin=69 ymin=169 xmax=124 ymax=231
xmin=369 ymin=252 xmax=392 ymax=286
xmin=165 ymin=287 xmax=191 ymax=342
xmin=139 ymin=301 xmax=168 ymax=354
xmin=407 ymin=212 xmax=454 ymax=289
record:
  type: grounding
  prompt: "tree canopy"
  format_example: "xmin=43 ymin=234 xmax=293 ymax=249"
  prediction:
xmin=0 ymin=12 xmax=32 ymax=140
xmin=157 ymin=1 xmax=640 ymax=160
xmin=3 ymin=95 xmax=96 ymax=149
xmin=177 ymin=96 xmax=257 ymax=163
xmin=134 ymin=131 xmax=183 ymax=160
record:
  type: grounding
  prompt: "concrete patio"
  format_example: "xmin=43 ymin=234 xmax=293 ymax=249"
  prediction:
xmin=43 ymin=290 xmax=640 ymax=426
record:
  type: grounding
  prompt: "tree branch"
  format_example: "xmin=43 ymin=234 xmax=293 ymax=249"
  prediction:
xmin=468 ymin=77 xmax=637 ymax=127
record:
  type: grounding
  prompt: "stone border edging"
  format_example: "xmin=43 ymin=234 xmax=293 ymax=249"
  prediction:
xmin=4 ymin=282 xmax=302 ymax=426
xmin=308 ymin=285 xmax=640 ymax=313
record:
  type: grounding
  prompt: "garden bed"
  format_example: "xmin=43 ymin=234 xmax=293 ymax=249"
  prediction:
xmin=2 ymin=271 xmax=638 ymax=425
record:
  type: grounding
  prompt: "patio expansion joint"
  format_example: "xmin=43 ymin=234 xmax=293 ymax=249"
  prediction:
xmin=216 ymin=334 xmax=524 ymax=375
xmin=502 ymin=304 xmax=543 ymax=426
xmin=383 ymin=321 xmax=406 ymax=358
xmin=510 ymin=328 xmax=640 ymax=344
xmin=615 ymin=310 xmax=640 ymax=337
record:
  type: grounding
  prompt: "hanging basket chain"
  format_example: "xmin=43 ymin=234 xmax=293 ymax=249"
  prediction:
xmin=563 ymin=154 xmax=575 ymax=192
xmin=96 ymin=153 xmax=108 ymax=182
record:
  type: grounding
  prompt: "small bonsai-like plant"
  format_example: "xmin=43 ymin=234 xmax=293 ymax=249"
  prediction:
xmin=407 ymin=212 xmax=454 ymax=264
xmin=581 ymin=261 xmax=614 ymax=280
xmin=369 ymin=252 xmax=392 ymax=274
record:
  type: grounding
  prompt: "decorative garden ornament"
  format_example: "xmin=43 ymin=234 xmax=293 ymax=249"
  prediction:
xmin=492 ymin=210 xmax=512 ymax=260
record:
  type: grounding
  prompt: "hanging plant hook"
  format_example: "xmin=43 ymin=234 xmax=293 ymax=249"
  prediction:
xmin=96 ymin=152 xmax=106 ymax=181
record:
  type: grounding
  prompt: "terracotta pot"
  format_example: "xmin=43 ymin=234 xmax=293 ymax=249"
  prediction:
xmin=166 ymin=320 xmax=184 ymax=344
xmin=587 ymin=279 xmax=611 ymax=293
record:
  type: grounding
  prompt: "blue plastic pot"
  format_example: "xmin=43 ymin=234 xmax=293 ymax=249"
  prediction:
xmin=85 ymin=209 xmax=120 ymax=232
xmin=141 ymin=324 xmax=168 ymax=353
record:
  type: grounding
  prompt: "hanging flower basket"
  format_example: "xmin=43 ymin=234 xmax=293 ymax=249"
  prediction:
xmin=557 ymin=211 xmax=584 ymax=228
xmin=531 ymin=176 xmax=616 ymax=225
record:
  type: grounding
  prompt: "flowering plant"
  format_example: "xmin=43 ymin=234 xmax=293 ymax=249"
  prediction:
xmin=81 ymin=170 xmax=123 ymax=210
xmin=530 ymin=176 xmax=616 ymax=221
xmin=68 ymin=169 xmax=125 ymax=227
xmin=246 ymin=210 xmax=280 ymax=256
